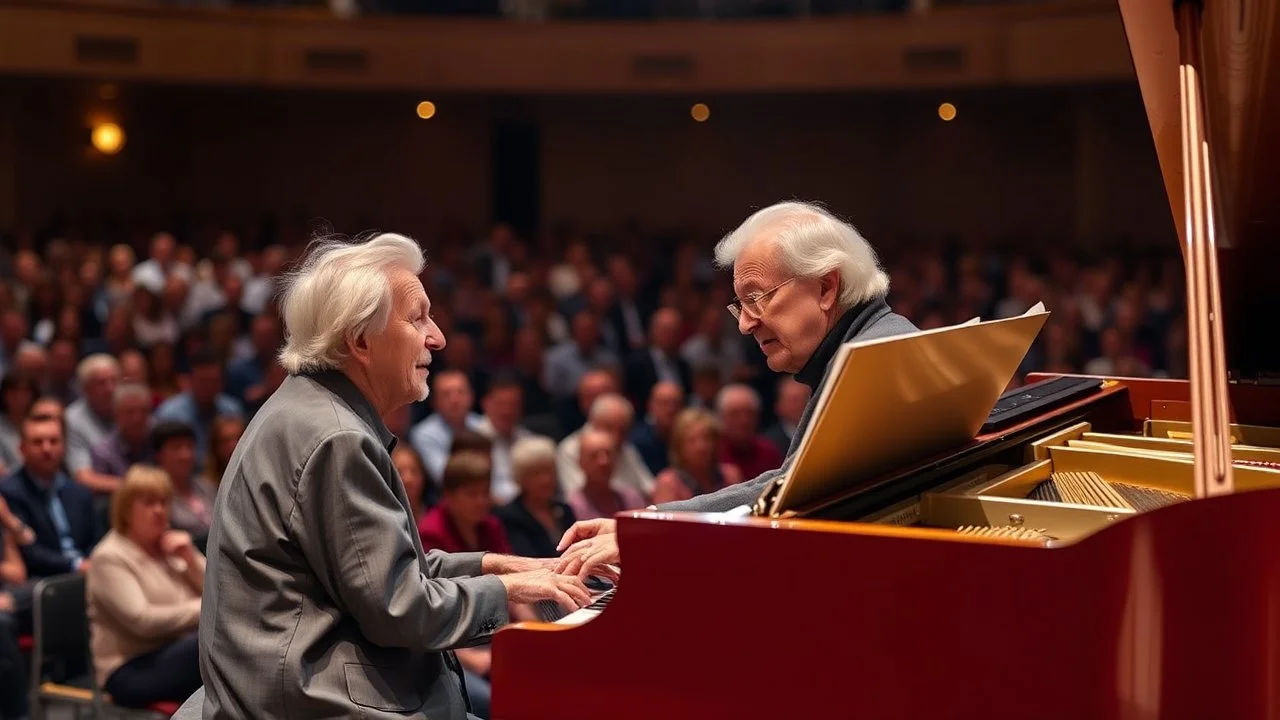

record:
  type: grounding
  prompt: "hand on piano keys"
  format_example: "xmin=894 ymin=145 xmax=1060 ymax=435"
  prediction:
xmin=555 ymin=518 xmax=621 ymax=580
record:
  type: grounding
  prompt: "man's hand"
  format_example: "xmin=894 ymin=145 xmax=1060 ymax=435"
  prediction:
xmin=499 ymin=569 xmax=591 ymax=613
xmin=480 ymin=554 xmax=557 ymax=576
xmin=0 ymin=591 xmax=13 ymax=613
xmin=159 ymin=530 xmax=196 ymax=560
xmin=555 ymin=533 xmax=621 ymax=582
xmin=555 ymin=518 xmax=617 ymax=553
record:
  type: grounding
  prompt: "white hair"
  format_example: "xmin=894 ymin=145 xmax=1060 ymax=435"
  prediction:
xmin=278 ymin=233 xmax=425 ymax=374
xmin=587 ymin=393 xmax=634 ymax=424
xmin=76 ymin=354 xmax=121 ymax=386
xmin=510 ymin=435 xmax=557 ymax=479
xmin=715 ymin=383 xmax=761 ymax=414
xmin=714 ymin=201 xmax=889 ymax=310
xmin=113 ymin=382 xmax=152 ymax=408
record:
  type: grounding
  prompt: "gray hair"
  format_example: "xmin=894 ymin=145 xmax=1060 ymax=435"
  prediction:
xmin=715 ymin=383 xmax=761 ymax=414
xmin=714 ymin=201 xmax=889 ymax=310
xmin=113 ymin=382 xmax=152 ymax=408
xmin=277 ymin=233 xmax=425 ymax=374
xmin=587 ymin=393 xmax=634 ymax=424
xmin=76 ymin=354 xmax=121 ymax=386
xmin=510 ymin=435 xmax=557 ymax=479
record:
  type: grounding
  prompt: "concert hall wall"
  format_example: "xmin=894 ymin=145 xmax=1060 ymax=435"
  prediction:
xmin=0 ymin=80 xmax=1173 ymax=246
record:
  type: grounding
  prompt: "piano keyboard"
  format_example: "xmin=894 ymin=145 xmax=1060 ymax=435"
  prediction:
xmin=533 ymin=588 xmax=616 ymax=626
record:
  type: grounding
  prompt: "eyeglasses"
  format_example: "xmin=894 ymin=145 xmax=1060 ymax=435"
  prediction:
xmin=727 ymin=278 xmax=796 ymax=320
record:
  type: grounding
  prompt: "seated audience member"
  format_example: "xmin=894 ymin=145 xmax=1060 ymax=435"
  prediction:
xmin=556 ymin=393 xmax=654 ymax=499
xmin=475 ymin=373 xmax=537 ymax=505
xmin=150 ymin=421 xmax=216 ymax=548
xmin=201 ymin=415 xmax=244 ymax=488
xmin=87 ymin=465 xmax=202 ymax=709
xmin=0 ymin=414 xmax=101 ymax=578
xmin=89 ymin=383 xmax=155 ymax=481
xmin=716 ymin=384 xmax=784 ymax=480
xmin=391 ymin=444 xmax=430 ymax=525
xmin=418 ymin=451 xmax=511 ymax=555
xmin=152 ymin=351 xmax=244 ymax=474
xmin=764 ymin=376 xmax=810 ymax=456
xmin=0 ymin=495 xmax=32 ymax=720
xmin=117 ymin=350 xmax=150 ymax=389
xmin=542 ymin=311 xmax=620 ymax=401
xmin=0 ymin=373 xmax=39 ymax=475
xmin=65 ymin=355 xmax=122 ymax=495
xmin=408 ymin=369 xmax=484 ymax=485
xmin=623 ymin=308 xmax=691 ymax=407
xmin=629 ymin=381 xmax=684 ymax=475
xmin=565 ymin=426 xmax=646 ymax=521
xmin=415 ymin=451 xmax=508 ymax=720
xmin=497 ymin=436 xmax=577 ymax=558
xmin=652 ymin=408 xmax=744 ymax=505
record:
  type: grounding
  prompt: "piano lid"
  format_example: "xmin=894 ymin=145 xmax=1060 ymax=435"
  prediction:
xmin=1117 ymin=0 xmax=1280 ymax=376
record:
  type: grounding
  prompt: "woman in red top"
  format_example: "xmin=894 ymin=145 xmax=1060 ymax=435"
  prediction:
xmin=417 ymin=451 xmax=511 ymax=555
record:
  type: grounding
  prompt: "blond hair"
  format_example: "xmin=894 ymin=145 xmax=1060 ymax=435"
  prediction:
xmin=111 ymin=465 xmax=174 ymax=535
xmin=668 ymin=407 xmax=721 ymax=469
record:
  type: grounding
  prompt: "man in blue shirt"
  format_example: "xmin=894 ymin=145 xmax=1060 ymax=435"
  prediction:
xmin=153 ymin=351 xmax=244 ymax=475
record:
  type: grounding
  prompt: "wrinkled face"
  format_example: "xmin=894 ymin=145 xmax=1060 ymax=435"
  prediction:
xmin=365 ymin=268 xmax=444 ymax=406
xmin=128 ymin=493 xmax=170 ymax=546
xmin=731 ymin=239 xmax=831 ymax=374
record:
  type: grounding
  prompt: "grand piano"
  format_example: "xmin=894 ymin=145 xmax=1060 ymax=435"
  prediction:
xmin=491 ymin=0 xmax=1280 ymax=716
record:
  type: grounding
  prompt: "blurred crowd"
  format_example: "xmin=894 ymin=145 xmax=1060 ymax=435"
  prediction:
xmin=0 ymin=217 xmax=1185 ymax=718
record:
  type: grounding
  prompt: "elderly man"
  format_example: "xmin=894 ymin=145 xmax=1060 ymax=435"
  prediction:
xmin=555 ymin=393 xmax=654 ymax=500
xmin=65 ymin=354 xmax=122 ymax=495
xmin=196 ymin=233 xmax=590 ymax=720
xmin=555 ymin=200 xmax=918 ymax=578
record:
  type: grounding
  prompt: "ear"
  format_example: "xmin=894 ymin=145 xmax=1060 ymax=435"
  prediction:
xmin=346 ymin=331 xmax=374 ymax=367
xmin=818 ymin=269 xmax=841 ymax=311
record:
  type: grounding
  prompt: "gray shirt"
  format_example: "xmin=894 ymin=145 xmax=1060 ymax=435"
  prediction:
xmin=658 ymin=297 xmax=919 ymax=514
xmin=200 ymin=370 xmax=508 ymax=720
xmin=65 ymin=399 xmax=115 ymax=476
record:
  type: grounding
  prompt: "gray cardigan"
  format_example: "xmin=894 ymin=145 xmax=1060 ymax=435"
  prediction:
xmin=658 ymin=296 xmax=919 ymax=514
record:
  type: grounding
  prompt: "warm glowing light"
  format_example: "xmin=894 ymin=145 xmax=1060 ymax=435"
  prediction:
xmin=91 ymin=122 xmax=125 ymax=154
xmin=416 ymin=101 xmax=437 ymax=119
xmin=690 ymin=103 xmax=710 ymax=122
xmin=938 ymin=102 xmax=957 ymax=121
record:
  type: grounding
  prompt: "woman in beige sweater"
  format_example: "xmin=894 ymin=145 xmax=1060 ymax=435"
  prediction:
xmin=86 ymin=465 xmax=203 ymax=709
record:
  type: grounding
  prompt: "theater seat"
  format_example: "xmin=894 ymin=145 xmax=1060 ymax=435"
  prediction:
xmin=149 ymin=700 xmax=182 ymax=716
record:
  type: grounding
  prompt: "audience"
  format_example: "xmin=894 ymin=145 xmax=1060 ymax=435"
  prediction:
xmin=715 ymin=384 xmax=783 ymax=481
xmin=0 ymin=373 xmax=38 ymax=474
xmin=409 ymin=369 xmax=485 ymax=485
xmin=87 ymin=465 xmax=203 ymax=709
xmin=152 ymin=351 xmax=244 ymax=474
xmin=496 ymin=435 xmax=577 ymax=558
xmin=66 ymin=354 xmax=124 ymax=496
xmin=630 ymin=380 xmax=684 ymax=475
xmin=150 ymin=421 xmax=216 ymax=549
xmin=565 ymin=425 xmax=646 ymax=520
xmin=556 ymin=393 xmax=654 ymax=499
xmin=764 ymin=376 xmax=810 ymax=456
xmin=392 ymin=444 xmax=429 ymax=524
xmin=651 ymin=407 xmax=743 ymax=505
xmin=89 ymin=382 xmax=155 ymax=481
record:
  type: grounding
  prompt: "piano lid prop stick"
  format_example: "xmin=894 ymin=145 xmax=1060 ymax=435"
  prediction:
xmin=1176 ymin=0 xmax=1234 ymax=498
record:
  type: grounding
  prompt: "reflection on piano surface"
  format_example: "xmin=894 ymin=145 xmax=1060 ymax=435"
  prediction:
xmin=491 ymin=0 xmax=1280 ymax=715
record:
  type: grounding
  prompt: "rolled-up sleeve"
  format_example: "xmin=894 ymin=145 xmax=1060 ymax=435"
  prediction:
xmin=293 ymin=431 xmax=508 ymax=651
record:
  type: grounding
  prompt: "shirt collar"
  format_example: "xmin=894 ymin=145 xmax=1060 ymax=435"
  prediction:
xmin=794 ymin=296 xmax=892 ymax=389
xmin=303 ymin=369 xmax=397 ymax=452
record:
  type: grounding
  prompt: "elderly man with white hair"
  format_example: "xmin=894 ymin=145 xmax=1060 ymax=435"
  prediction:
xmin=64 ymin=354 xmax=122 ymax=495
xmin=191 ymin=233 xmax=591 ymax=720
xmin=555 ymin=392 xmax=655 ymax=500
xmin=556 ymin=200 xmax=918 ymax=578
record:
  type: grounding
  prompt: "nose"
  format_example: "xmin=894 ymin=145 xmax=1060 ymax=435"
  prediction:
xmin=737 ymin=311 xmax=758 ymax=335
xmin=426 ymin=323 xmax=446 ymax=352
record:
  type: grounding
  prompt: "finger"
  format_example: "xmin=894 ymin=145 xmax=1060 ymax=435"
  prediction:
xmin=556 ymin=525 xmax=584 ymax=552
xmin=553 ymin=589 xmax=578 ymax=614
xmin=554 ymin=546 xmax=584 ymax=575
xmin=560 ymin=578 xmax=591 ymax=608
